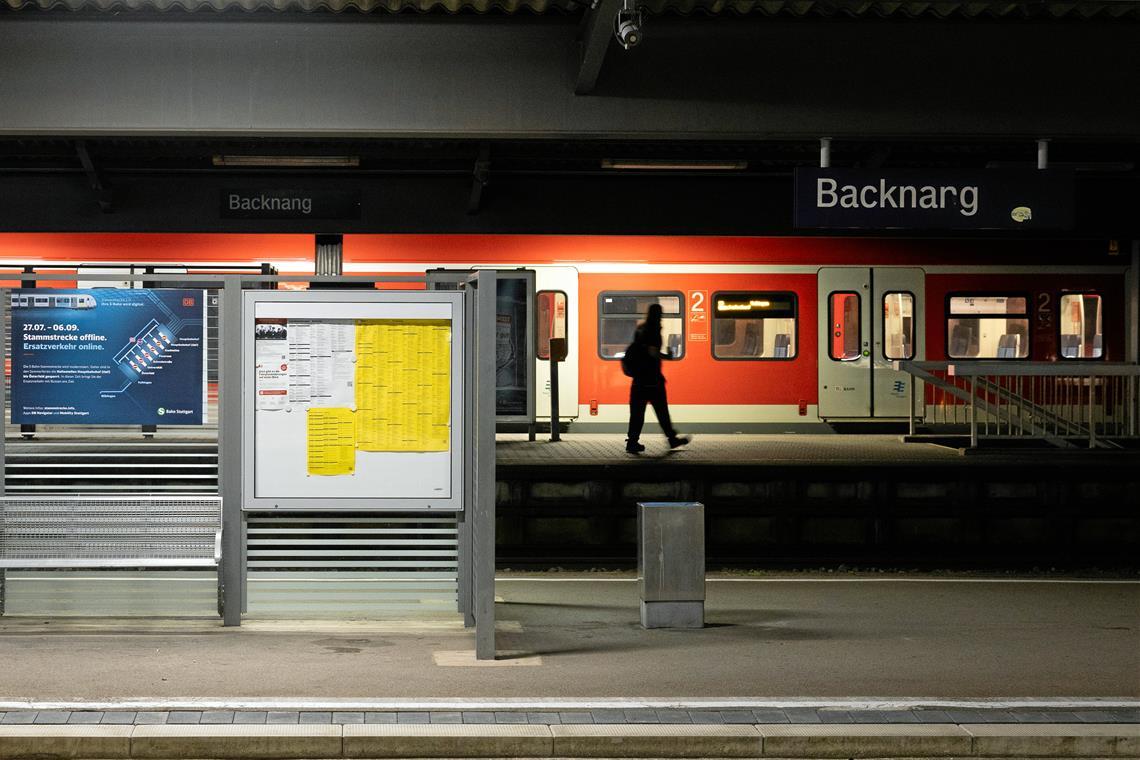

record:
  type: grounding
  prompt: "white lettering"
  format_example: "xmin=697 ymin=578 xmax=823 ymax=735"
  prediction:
xmin=817 ymin=178 xmax=838 ymax=208
xmin=880 ymin=179 xmax=898 ymax=208
xmin=811 ymin=176 xmax=985 ymax=218
xmin=940 ymin=185 xmax=957 ymax=208
xmin=859 ymin=185 xmax=877 ymax=209
xmin=840 ymin=185 xmax=859 ymax=208
xmin=229 ymin=193 xmax=315 ymax=215
xmin=959 ymin=186 xmax=978 ymax=216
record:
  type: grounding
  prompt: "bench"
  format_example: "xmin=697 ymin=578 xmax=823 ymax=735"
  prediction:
xmin=0 ymin=495 xmax=221 ymax=614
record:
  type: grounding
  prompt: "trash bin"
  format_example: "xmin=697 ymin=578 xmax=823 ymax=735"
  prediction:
xmin=637 ymin=501 xmax=705 ymax=629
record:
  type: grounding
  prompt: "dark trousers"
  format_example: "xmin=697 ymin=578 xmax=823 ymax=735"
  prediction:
xmin=627 ymin=383 xmax=677 ymax=442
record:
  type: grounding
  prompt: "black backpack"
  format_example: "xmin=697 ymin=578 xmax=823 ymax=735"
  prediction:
xmin=620 ymin=341 xmax=642 ymax=378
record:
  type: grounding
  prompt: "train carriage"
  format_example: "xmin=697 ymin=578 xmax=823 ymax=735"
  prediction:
xmin=0 ymin=233 xmax=1128 ymax=431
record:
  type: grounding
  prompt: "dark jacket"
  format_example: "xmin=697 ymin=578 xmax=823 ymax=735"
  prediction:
xmin=630 ymin=322 xmax=665 ymax=386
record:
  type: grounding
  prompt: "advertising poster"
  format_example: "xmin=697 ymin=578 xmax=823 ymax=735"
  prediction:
xmin=10 ymin=289 xmax=207 ymax=425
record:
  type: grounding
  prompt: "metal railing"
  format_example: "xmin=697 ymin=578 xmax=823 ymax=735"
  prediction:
xmin=896 ymin=361 xmax=1140 ymax=449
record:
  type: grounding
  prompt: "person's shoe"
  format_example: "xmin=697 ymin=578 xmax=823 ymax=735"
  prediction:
xmin=668 ymin=435 xmax=691 ymax=449
xmin=625 ymin=441 xmax=646 ymax=454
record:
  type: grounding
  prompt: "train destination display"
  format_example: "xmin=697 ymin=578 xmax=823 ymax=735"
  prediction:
xmin=10 ymin=288 xmax=207 ymax=425
xmin=254 ymin=316 xmax=451 ymax=477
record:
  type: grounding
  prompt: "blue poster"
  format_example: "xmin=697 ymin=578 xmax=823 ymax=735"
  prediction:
xmin=10 ymin=289 xmax=206 ymax=425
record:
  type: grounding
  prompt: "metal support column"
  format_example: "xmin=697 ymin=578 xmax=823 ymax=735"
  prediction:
xmin=0 ymin=293 xmax=6 ymax=616
xmin=219 ymin=276 xmax=244 ymax=626
xmin=969 ymin=377 xmax=978 ymax=449
xmin=1128 ymin=241 xmax=1139 ymax=365
xmin=473 ymin=271 xmax=497 ymax=660
xmin=457 ymin=285 xmax=476 ymax=627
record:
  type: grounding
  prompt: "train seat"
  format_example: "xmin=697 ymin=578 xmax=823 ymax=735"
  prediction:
xmin=950 ymin=323 xmax=976 ymax=358
xmin=996 ymin=333 xmax=1021 ymax=359
xmin=741 ymin=323 xmax=761 ymax=356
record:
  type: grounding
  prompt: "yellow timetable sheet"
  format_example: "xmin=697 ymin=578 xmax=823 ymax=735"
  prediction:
xmin=306 ymin=407 xmax=357 ymax=476
xmin=355 ymin=319 xmax=451 ymax=452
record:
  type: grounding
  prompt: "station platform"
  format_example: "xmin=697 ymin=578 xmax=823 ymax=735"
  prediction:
xmin=5 ymin=432 xmax=1139 ymax=566
xmin=1 ymin=573 xmax=1137 ymax=758
xmin=495 ymin=433 xmax=1140 ymax=566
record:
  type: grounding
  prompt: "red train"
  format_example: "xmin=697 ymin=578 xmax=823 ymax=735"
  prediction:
xmin=0 ymin=233 xmax=1129 ymax=430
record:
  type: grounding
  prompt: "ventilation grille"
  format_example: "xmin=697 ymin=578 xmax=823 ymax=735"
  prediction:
xmin=0 ymin=496 xmax=221 ymax=566
xmin=245 ymin=513 xmax=460 ymax=619
xmin=3 ymin=441 xmax=219 ymax=494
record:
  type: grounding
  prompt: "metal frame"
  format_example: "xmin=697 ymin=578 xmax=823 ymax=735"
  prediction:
xmin=898 ymin=359 xmax=1140 ymax=450
xmin=826 ymin=290 xmax=862 ymax=362
xmin=0 ymin=271 xmax=496 ymax=658
xmin=945 ymin=291 xmax=1032 ymax=361
xmin=880 ymin=290 xmax=917 ymax=362
xmin=597 ymin=290 xmax=687 ymax=361
xmin=709 ymin=290 xmax=799 ymax=362
xmin=427 ymin=268 xmax=536 ymax=433
xmin=1055 ymin=291 xmax=1107 ymax=361
xmin=239 ymin=289 xmax=465 ymax=513
xmin=470 ymin=270 xmax=497 ymax=659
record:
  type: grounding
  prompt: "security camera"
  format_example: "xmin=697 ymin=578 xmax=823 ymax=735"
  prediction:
xmin=614 ymin=4 xmax=643 ymax=49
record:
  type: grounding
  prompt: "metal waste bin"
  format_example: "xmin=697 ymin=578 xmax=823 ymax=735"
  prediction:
xmin=637 ymin=501 xmax=705 ymax=629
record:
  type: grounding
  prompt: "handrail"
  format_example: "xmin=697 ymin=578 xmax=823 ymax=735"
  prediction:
xmin=895 ymin=360 xmax=1140 ymax=450
xmin=898 ymin=360 xmax=1140 ymax=377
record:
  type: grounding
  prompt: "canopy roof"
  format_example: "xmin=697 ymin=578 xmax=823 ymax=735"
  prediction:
xmin=6 ymin=0 xmax=1140 ymax=16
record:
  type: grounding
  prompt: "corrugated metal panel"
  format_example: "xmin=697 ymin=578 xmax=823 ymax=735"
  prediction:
xmin=3 ymin=441 xmax=219 ymax=493
xmin=0 ymin=495 xmax=220 ymax=565
xmin=4 ymin=0 xmax=1139 ymax=16
xmin=245 ymin=514 xmax=460 ymax=619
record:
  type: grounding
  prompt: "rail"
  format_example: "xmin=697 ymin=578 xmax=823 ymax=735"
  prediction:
xmin=895 ymin=361 xmax=1140 ymax=450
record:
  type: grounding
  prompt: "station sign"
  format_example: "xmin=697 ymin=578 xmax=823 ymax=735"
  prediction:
xmin=221 ymin=188 xmax=362 ymax=220
xmin=794 ymin=168 xmax=1074 ymax=230
xmin=9 ymin=289 xmax=207 ymax=425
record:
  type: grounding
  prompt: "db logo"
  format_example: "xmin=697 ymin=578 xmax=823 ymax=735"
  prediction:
xmin=183 ymin=297 xmax=196 ymax=307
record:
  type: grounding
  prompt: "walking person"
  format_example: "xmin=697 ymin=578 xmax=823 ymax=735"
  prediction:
xmin=624 ymin=303 xmax=690 ymax=454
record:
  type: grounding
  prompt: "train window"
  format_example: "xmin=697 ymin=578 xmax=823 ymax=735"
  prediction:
xmin=536 ymin=290 xmax=568 ymax=361
xmin=946 ymin=295 xmax=1029 ymax=359
xmin=711 ymin=292 xmax=797 ymax=360
xmin=882 ymin=292 xmax=915 ymax=361
xmin=598 ymin=292 xmax=685 ymax=360
xmin=828 ymin=292 xmax=861 ymax=361
xmin=1059 ymin=293 xmax=1103 ymax=359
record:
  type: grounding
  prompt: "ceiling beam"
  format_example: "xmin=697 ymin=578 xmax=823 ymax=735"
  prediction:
xmin=575 ymin=0 xmax=623 ymax=95
xmin=75 ymin=140 xmax=113 ymax=213
xmin=468 ymin=143 xmax=491 ymax=214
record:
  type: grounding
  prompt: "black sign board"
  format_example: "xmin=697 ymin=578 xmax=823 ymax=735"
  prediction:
xmin=221 ymin=188 xmax=361 ymax=220
xmin=794 ymin=169 xmax=1074 ymax=230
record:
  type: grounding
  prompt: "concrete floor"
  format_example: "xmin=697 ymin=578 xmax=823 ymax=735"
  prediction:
xmin=0 ymin=575 xmax=1137 ymax=701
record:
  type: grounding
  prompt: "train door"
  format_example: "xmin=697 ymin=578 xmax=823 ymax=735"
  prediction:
xmin=872 ymin=268 xmax=924 ymax=418
xmin=818 ymin=267 xmax=924 ymax=419
xmin=534 ymin=266 xmax=579 ymax=422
